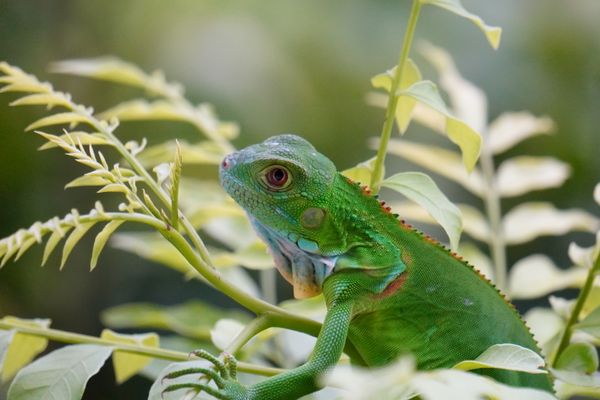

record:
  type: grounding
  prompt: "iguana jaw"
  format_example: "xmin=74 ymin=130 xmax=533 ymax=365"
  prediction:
xmin=249 ymin=217 xmax=337 ymax=299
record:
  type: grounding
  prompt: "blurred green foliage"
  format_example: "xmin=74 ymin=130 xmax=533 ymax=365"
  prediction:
xmin=1 ymin=1 xmax=599 ymax=398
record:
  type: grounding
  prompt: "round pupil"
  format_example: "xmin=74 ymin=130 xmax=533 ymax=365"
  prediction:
xmin=268 ymin=168 xmax=287 ymax=186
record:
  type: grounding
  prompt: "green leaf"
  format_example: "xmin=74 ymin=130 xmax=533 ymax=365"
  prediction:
xmin=91 ymin=220 xmax=125 ymax=271
xmin=398 ymin=81 xmax=482 ymax=171
xmin=61 ymin=222 xmax=96 ymax=269
xmin=100 ymin=329 xmax=159 ymax=384
xmin=575 ymin=306 xmax=600 ymax=339
xmin=555 ymin=342 xmax=599 ymax=374
xmin=508 ymin=255 xmax=586 ymax=300
xmin=39 ymin=132 xmax=109 ymax=150
xmin=421 ymin=0 xmax=502 ymax=49
xmin=7 ymin=344 xmax=113 ymax=400
xmin=42 ymin=225 xmax=72 ymax=266
xmin=25 ymin=112 xmax=92 ymax=131
xmin=101 ymin=301 xmax=249 ymax=340
xmin=371 ymin=59 xmax=422 ymax=133
xmin=595 ymin=183 xmax=600 ymax=206
xmin=453 ymin=343 xmax=546 ymax=374
xmin=342 ymin=157 xmax=381 ymax=185
xmin=381 ymin=172 xmax=462 ymax=250
xmin=0 ymin=317 xmax=50 ymax=382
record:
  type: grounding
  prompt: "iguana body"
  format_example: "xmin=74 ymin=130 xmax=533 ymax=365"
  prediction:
xmin=169 ymin=134 xmax=553 ymax=399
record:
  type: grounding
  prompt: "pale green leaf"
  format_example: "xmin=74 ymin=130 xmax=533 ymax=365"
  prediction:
xmin=101 ymin=301 xmax=249 ymax=340
xmin=453 ymin=343 xmax=546 ymax=374
xmin=524 ymin=307 xmax=563 ymax=353
xmin=212 ymin=241 xmax=273 ymax=270
xmin=496 ymin=156 xmax=570 ymax=198
xmin=445 ymin=117 xmax=481 ymax=173
xmin=385 ymin=201 xmax=489 ymax=243
xmin=488 ymin=112 xmax=555 ymax=154
xmin=1 ymin=317 xmax=50 ymax=382
xmin=411 ymin=369 xmax=554 ymax=400
xmin=97 ymin=183 xmax=129 ymax=194
xmin=371 ymin=59 xmax=422 ymax=133
xmin=111 ymin=232 xmax=193 ymax=274
xmin=25 ymin=112 xmax=92 ymax=131
xmin=91 ymin=220 xmax=125 ymax=271
xmin=0 ymin=82 xmax=50 ymax=94
xmin=341 ymin=157 xmax=380 ymax=185
xmin=503 ymin=202 xmax=600 ymax=245
xmin=555 ymin=342 xmax=598 ymax=374
xmin=0 ymin=330 xmax=15 ymax=372
xmin=556 ymin=380 xmax=600 ymax=399
xmin=595 ymin=183 xmax=600 ymax=206
xmin=65 ymin=175 xmax=111 ymax=189
xmin=457 ymin=242 xmax=493 ymax=280
xmin=508 ymin=254 xmax=587 ymax=300
xmin=325 ymin=357 xmax=554 ymax=400
xmin=98 ymin=99 xmax=186 ymax=122
xmin=39 ymin=132 xmax=109 ymax=150
xmin=551 ymin=368 xmax=600 ymax=388
xmin=398 ymin=81 xmax=482 ymax=171
xmin=381 ymin=172 xmax=462 ymax=249
xmin=137 ymin=140 xmax=224 ymax=167
xmin=10 ymin=93 xmax=71 ymax=109
xmin=458 ymin=203 xmax=490 ymax=243
xmin=14 ymin=237 xmax=36 ymax=262
xmin=419 ymin=41 xmax=487 ymax=132
xmin=575 ymin=306 xmax=600 ymax=339
xmin=148 ymin=360 xmax=214 ymax=400
xmin=52 ymin=57 xmax=182 ymax=98
xmin=421 ymin=0 xmax=502 ymax=49
xmin=210 ymin=319 xmax=245 ymax=351
xmin=60 ymin=222 xmax=96 ymax=269
xmin=100 ymin=329 xmax=158 ymax=384
xmin=41 ymin=225 xmax=72 ymax=266
xmin=550 ymin=295 xmax=575 ymax=320
xmin=7 ymin=344 xmax=113 ymax=400
xmin=569 ymin=240 xmax=598 ymax=269
xmin=382 ymin=139 xmax=484 ymax=196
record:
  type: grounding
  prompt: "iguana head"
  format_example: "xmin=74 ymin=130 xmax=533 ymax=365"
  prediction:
xmin=219 ymin=134 xmax=342 ymax=298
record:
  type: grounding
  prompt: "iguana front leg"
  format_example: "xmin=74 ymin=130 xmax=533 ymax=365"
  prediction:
xmin=163 ymin=300 xmax=354 ymax=400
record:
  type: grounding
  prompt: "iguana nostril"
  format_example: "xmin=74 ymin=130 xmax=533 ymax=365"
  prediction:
xmin=221 ymin=154 xmax=235 ymax=170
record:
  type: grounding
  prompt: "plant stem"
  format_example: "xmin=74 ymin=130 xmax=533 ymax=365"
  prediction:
xmin=370 ymin=0 xmax=422 ymax=194
xmin=225 ymin=315 xmax=272 ymax=356
xmin=552 ymin=251 xmax=600 ymax=366
xmin=0 ymin=321 xmax=282 ymax=377
xmin=479 ymin=133 xmax=507 ymax=291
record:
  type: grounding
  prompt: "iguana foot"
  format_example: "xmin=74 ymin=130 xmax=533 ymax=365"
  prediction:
xmin=162 ymin=350 xmax=248 ymax=400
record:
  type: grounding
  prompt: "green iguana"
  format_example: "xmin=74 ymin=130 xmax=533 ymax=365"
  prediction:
xmin=164 ymin=134 xmax=554 ymax=399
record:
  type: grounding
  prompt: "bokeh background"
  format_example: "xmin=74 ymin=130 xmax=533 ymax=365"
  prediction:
xmin=1 ymin=1 xmax=599 ymax=398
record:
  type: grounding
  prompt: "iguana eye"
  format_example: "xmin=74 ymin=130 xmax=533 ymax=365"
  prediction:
xmin=261 ymin=165 xmax=292 ymax=191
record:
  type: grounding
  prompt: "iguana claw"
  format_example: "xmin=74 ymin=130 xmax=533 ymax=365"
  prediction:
xmin=161 ymin=350 xmax=246 ymax=400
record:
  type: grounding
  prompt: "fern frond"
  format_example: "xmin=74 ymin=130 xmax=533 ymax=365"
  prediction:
xmin=0 ymin=205 xmax=165 ymax=269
